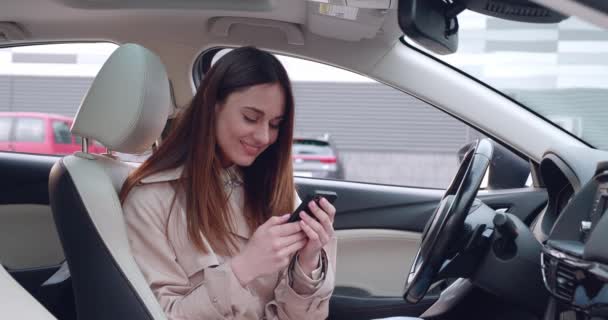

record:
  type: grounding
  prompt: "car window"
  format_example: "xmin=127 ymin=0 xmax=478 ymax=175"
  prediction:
xmin=0 ymin=117 xmax=11 ymax=142
xmin=52 ymin=121 xmax=72 ymax=144
xmin=279 ymin=54 xmax=495 ymax=188
xmin=14 ymin=118 xmax=44 ymax=142
xmin=200 ymin=49 xmax=528 ymax=189
xmin=0 ymin=42 xmax=127 ymax=157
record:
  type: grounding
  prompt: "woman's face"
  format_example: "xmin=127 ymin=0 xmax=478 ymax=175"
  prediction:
xmin=215 ymin=83 xmax=285 ymax=167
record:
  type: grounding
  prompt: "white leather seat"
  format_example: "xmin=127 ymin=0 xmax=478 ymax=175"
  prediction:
xmin=0 ymin=264 xmax=56 ymax=319
xmin=49 ymin=43 xmax=171 ymax=320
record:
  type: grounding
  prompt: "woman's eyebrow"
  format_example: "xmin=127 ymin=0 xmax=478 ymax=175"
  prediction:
xmin=243 ymin=106 xmax=283 ymax=120
xmin=242 ymin=106 xmax=264 ymax=115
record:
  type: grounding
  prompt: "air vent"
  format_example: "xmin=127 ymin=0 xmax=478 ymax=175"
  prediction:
xmin=542 ymin=252 xmax=557 ymax=292
xmin=464 ymin=0 xmax=567 ymax=23
xmin=485 ymin=1 xmax=550 ymax=17
xmin=542 ymin=251 xmax=579 ymax=303
xmin=554 ymin=260 xmax=577 ymax=302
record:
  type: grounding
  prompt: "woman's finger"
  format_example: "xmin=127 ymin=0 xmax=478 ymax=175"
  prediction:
xmin=308 ymin=201 xmax=332 ymax=228
xmin=308 ymin=201 xmax=334 ymax=236
xmin=300 ymin=219 xmax=320 ymax=244
xmin=272 ymin=219 xmax=302 ymax=237
xmin=318 ymin=197 xmax=336 ymax=221
xmin=278 ymin=239 xmax=307 ymax=257
xmin=279 ymin=232 xmax=307 ymax=248
xmin=266 ymin=213 xmax=291 ymax=227
xmin=301 ymin=212 xmax=330 ymax=245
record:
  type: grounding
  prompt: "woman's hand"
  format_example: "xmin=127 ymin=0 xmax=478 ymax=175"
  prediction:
xmin=231 ymin=214 xmax=306 ymax=286
xmin=297 ymin=198 xmax=336 ymax=276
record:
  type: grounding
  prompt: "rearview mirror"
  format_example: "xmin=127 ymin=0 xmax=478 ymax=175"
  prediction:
xmin=398 ymin=0 xmax=461 ymax=55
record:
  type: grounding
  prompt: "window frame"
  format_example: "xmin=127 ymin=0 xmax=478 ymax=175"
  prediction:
xmin=51 ymin=120 xmax=73 ymax=145
xmin=193 ymin=47 xmax=534 ymax=189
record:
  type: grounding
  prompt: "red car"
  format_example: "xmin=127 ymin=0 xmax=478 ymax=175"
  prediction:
xmin=0 ymin=112 xmax=106 ymax=156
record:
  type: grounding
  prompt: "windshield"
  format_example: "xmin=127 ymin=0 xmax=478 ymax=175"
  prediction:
xmin=432 ymin=11 xmax=608 ymax=150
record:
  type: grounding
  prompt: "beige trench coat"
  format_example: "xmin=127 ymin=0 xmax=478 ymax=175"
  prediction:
xmin=123 ymin=166 xmax=337 ymax=320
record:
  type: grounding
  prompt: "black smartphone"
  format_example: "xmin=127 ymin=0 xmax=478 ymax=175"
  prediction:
xmin=287 ymin=190 xmax=338 ymax=223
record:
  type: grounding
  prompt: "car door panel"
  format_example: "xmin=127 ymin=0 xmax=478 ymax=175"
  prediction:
xmin=0 ymin=204 xmax=63 ymax=270
xmin=0 ymin=153 xmax=67 ymax=301
xmin=296 ymin=177 xmax=441 ymax=318
xmin=0 ymin=152 xmax=55 ymax=205
xmin=297 ymin=178 xmax=445 ymax=232
xmin=335 ymin=229 xmax=420 ymax=297
xmin=0 ymin=150 xmax=548 ymax=320
xmin=296 ymin=178 xmax=442 ymax=300
xmin=296 ymin=177 xmax=547 ymax=319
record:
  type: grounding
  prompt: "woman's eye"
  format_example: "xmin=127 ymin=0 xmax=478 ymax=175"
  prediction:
xmin=243 ymin=115 xmax=257 ymax=123
xmin=270 ymin=122 xmax=281 ymax=129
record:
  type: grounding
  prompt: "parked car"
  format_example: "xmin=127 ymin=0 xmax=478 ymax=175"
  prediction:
xmin=292 ymin=134 xmax=345 ymax=179
xmin=0 ymin=112 xmax=105 ymax=156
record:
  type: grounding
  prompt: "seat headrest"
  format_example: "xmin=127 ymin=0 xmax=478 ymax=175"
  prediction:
xmin=71 ymin=43 xmax=171 ymax=154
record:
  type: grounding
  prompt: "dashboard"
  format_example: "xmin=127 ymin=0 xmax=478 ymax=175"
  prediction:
xmin=533 ymin=148 xmax=608 ymax=318
xmin=531 ymin=153 xmax=579 ymax=243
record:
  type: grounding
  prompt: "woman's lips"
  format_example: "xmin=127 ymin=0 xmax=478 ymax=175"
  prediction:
xmin=241 ymin=141 xmax=261 ymax=156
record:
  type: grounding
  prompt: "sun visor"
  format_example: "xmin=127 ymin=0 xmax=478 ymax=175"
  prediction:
xmin=305 ymin=2 xmax=394 ymax=41
xmin=0 ymin=22 xmax=28 ymax=43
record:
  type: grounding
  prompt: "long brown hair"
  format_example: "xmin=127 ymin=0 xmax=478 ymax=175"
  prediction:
xmin=120 ymin=47 xmax=295 ymax=255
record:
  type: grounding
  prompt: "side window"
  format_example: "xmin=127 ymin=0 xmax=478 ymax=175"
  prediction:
xmin=0 ymin=43 xmax=120 ymax=156
xmin=0 ymin=117 xmax=12 ymax=142
xmin=52 ymin=121 xmax=72 ymax=144
xmin=198 ymin=49 xmax=528 ymax=189
xmin=14 ymin=118 xmax=44 ymax=142
xmin=277 ymin=54 xmax=495 ymax=189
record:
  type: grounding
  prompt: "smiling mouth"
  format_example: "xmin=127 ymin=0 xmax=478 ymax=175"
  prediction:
xmin=241 ymin=141 xmax=262 ymax=155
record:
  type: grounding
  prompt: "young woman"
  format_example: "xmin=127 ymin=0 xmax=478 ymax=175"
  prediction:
xmin=120 ymin=46 xmax=337 ymax=319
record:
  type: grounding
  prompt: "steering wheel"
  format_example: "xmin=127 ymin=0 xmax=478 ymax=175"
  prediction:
xmin=403 ymin=139 xmax=494 ymax=303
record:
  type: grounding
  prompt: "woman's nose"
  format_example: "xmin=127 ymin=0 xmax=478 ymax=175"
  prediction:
xmin=253 ymin=124 xmax=270 ymax=145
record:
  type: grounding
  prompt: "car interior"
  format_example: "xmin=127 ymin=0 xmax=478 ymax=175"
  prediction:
xmin=0 ymin=0 xmax=607 ymax=320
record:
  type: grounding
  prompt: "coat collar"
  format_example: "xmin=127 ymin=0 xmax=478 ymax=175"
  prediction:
xmin=139 ymin=165 xmax=243 ymax=186
xmin=139 ymin=166 xmax=184 ymax=184
xmin=140 ymin=165 xmax=251 ymax=239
